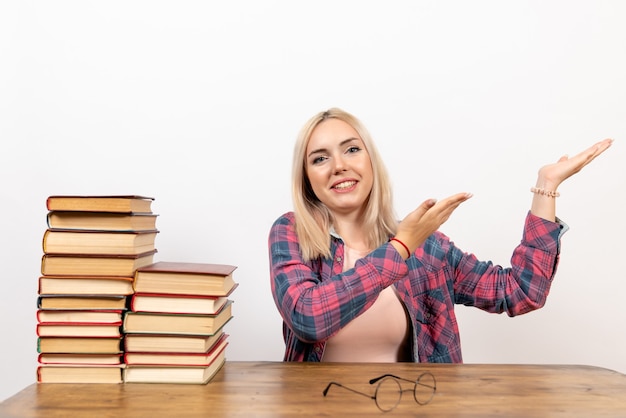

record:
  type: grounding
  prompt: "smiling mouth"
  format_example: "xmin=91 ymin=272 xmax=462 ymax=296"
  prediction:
xmin=332 ymin=181 xmax=357 ymax=190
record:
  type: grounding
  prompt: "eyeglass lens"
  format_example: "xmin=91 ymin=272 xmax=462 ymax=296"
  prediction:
xmin=374 ymin=377 xmax=402 ymax=412
xmin=414 ymin=372 xmax=436 ymax=405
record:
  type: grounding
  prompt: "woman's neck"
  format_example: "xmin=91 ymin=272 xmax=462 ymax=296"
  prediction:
xmin=333 ymin=215 xmax=371 ymax=252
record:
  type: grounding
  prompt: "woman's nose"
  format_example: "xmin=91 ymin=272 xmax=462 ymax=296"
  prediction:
xmin=333 ymin=156 xmax=347 ymax=174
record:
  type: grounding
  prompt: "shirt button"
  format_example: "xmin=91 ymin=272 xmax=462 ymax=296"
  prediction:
xmin=336 ymin=256 xmax=342 ymax=262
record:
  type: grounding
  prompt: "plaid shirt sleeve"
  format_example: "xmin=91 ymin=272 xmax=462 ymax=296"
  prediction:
xmin=268 ymin=212 xmax=408 ymax=344
xmin=449 ymin=211 xmax=566 ymax=316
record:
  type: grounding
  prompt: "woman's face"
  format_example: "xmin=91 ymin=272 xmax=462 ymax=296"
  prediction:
xmin=305 ymin=118 xmax=374 ymax=217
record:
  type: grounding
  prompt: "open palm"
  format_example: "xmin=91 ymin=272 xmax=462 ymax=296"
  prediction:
xmin=538 ymin=139 xmax=613 ymax=188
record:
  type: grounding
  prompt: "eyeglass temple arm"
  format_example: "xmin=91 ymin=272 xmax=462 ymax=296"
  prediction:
xmin=322 ymin=382 xmax=375 ymax=400
xmin=368 ymin=374 xmax=414 ymax=385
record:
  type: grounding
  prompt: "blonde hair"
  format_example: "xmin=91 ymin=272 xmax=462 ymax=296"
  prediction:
xmin=292 ymin=108 xmax=398 ymax=261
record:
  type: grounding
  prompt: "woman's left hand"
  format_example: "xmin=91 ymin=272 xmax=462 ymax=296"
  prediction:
xmin=536 ymin=138 xmax=613 ymax=190
xmin=530 ymin=138 xmax=613 ymax=222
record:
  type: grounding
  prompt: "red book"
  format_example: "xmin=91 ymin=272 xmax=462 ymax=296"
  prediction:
xmin=41 ymin=250 xmax=157 ymax=277
xmin=42 ymin=229 xmax=158 ymax=256
xmin=46 ymin=195 xmax=154 ymax=213
xmin=46 ymin=211 xmax=158 ymax=231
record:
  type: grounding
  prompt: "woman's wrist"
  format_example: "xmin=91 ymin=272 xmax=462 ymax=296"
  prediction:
xmin=530 ymin=187 xmax=560 ymax=197
xmin=389 ymin=237 xmax=411 ymax=259
xmin=530 ymin=180 xmax=558 ymax=222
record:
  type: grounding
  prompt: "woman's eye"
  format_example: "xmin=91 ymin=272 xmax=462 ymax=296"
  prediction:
xmin=312 ymin=155 xmax=327 ymax=165
xmin=347 ymin=146 xmax=361 ymax=154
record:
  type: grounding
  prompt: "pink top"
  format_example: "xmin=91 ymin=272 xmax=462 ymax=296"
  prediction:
xmin=321 ymin=245 xmax=410 ymax=362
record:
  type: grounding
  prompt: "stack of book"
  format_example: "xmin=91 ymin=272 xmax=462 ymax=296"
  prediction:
xmin=122 ymin=262 xmax=237 ymax=384
xmin=37 ymin=195 xmax=159 ymax=384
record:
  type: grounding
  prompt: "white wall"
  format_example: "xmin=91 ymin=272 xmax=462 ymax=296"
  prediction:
xmin=1 ymin=0 xmax=625 ymax=402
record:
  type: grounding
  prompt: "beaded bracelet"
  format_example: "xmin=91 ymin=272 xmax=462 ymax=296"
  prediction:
xmin=530 ymin=187 xmax=560 ymax=198
xmin=389 ymin=237 xmax=411 ymax=258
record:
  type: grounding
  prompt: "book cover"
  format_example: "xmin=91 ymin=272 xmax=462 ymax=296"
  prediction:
xmin=47 ymin=211 xmax=158 ymax=231
xmin=124 ymin=333 xmax=228 ymax=366
xmin=123 ymin=301 xmax=233 ymax=336
xmin=38 ymin=276 xmax=134 ymax=295
xmin=130 ymin=289 xmax=236 ymax=315
xmin=37 ymin=337 xmax=122 ymax=354
xmin=36 ymin=323 xmax=122 ymax=338
xmin=124 ymin=329 xmax=226 ymax=353
xmin=41 ymin=250 xmax=157 ymax=277
xmin=137 ymin=261 xmax=237 ymax=276
xmin=134 ymin=261 xmax=237 ymax=297
xmin=37 ymin=295 xmax=127 ymax=310
xmin=37 ymin=364 xmax=125 ymax=384
xmin=42 ymin=229 xmax=158 ymax=255
xmin=37 ymin=310 xmax=124 ymax=324
xmin=38 ymin=353 xmax=123 ymax=365
xmin=46 ymin=195 xmax=154 ymax=213
xmin=123 ymin=348 xmax=226 ymax=384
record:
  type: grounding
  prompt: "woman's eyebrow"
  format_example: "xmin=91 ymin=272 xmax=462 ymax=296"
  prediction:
xmin=340 ymin=137 xmax=360 ymax=146
xmin=307 ymin=137 xmax=360 ymax=158
xmin=307 ymin=147 xmax=327 ymax=158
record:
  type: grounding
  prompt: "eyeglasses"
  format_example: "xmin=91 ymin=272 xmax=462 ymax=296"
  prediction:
xmin=322 ymin=372 xmax=437 ymax=412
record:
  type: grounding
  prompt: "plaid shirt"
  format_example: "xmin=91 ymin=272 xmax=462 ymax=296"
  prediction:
xmin=269 ymin=211 xmax=566 ymax=363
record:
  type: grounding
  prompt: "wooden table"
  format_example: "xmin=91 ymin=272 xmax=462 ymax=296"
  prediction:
xmin=1 ymin=361 xmax=625 ymax=417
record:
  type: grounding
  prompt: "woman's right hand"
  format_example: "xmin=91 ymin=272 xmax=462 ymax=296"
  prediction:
xmin=392 ymin=193 xmax=473 ymax=258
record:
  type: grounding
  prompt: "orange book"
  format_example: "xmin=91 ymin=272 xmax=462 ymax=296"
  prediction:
xmin=37 ymin=337 xmax=122 ymax=354
xmin=37 ymin=364 xmax=124 ymax=383
xmin=37 ymin=310 xmax=124 ymax=324
xmin=130 ymin=289 xmax=236 ymax=315
xmin=36 ymin=323 xmax=122 ymax=338
xmin=124 ymin=330 xmax=226 ymax=353
xmin=38 ymin=276 xmax=134 ymax=295
xmin=42 ymin=229 xmax=158 ymax=255
xmin=123 ymin=301 xmax=233 ymax=336
xmin=47 ymin=211 xmax=158 ymax=231
xmin=46 ymin=195 xmax=154 ymax=213
xmin=134 ymin=261 xmax=237 ymax=296
xmin=41 ymin=250 xmax=157 ymax=277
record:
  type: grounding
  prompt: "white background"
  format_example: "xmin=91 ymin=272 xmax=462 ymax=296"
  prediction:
xmin=1 ymin=0 xmax=625 ymax=402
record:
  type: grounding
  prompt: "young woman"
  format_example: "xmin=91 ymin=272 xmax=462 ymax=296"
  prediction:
xmin=268 ymin=107 xmax=612 ymax=363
